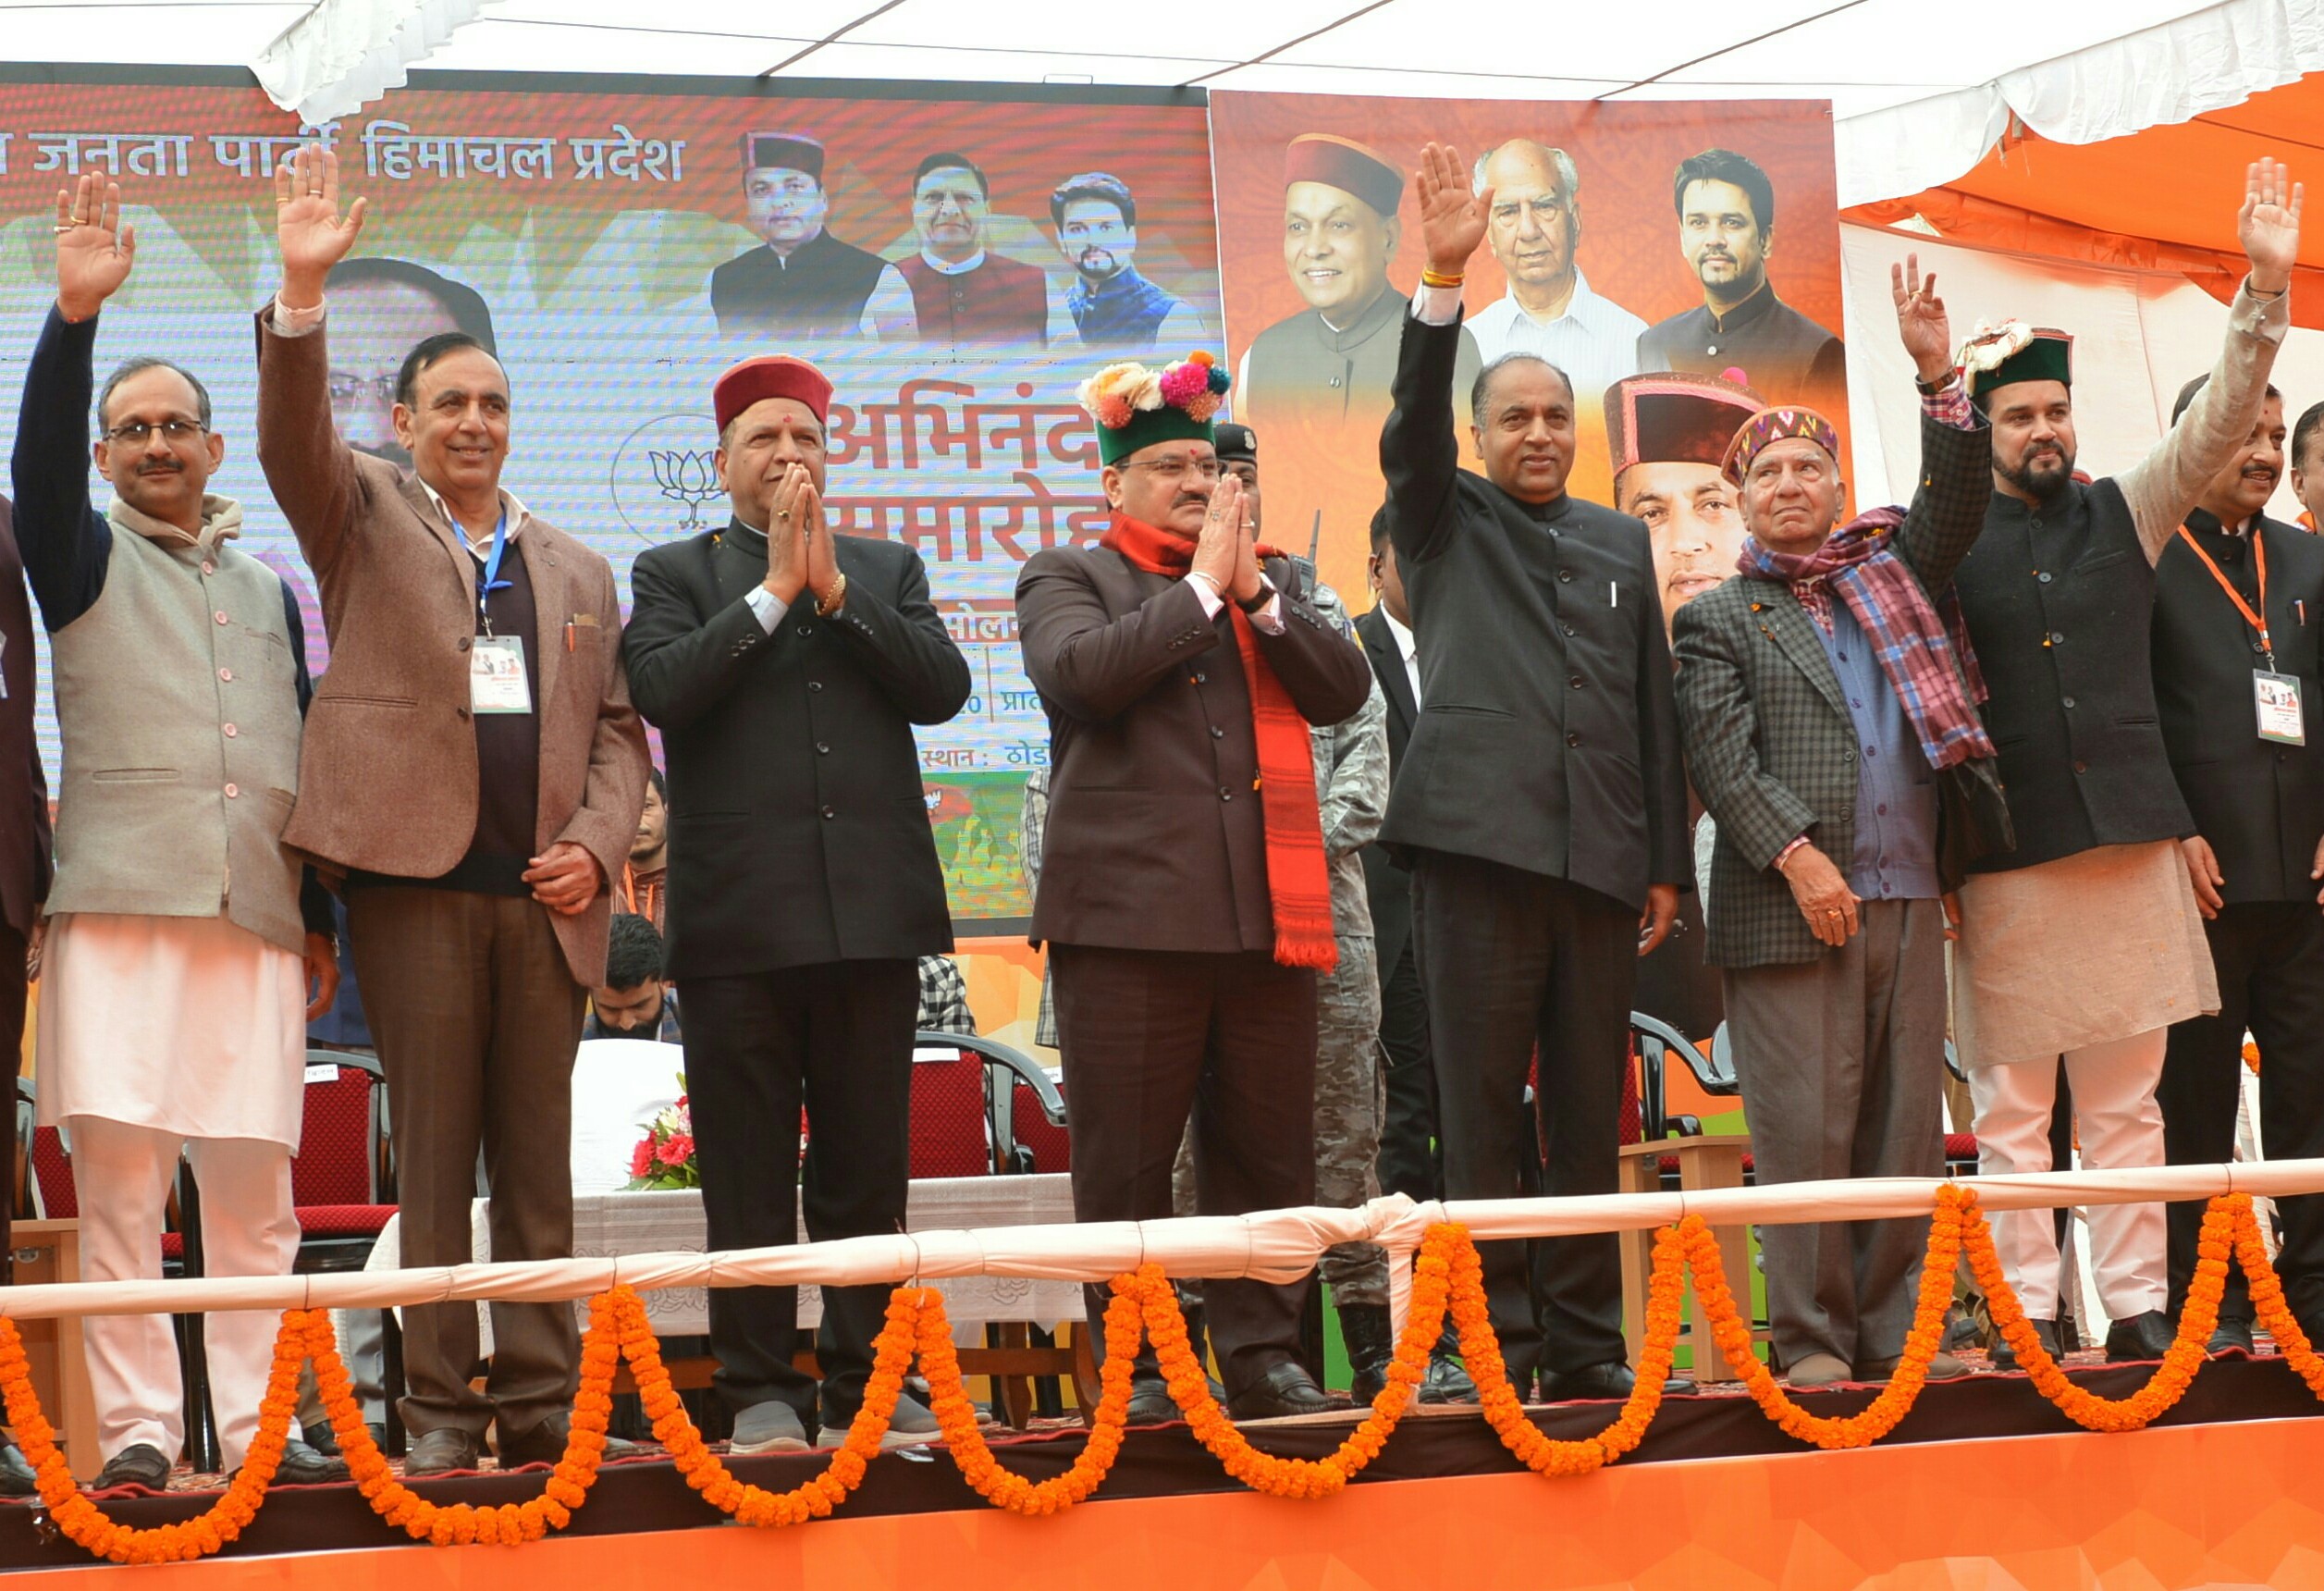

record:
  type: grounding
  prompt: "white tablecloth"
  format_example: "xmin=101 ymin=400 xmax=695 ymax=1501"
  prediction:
xmin=357 ymin=1176 xmax=1083 ymax=1347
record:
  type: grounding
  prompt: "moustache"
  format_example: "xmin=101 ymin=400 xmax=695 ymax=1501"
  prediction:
xmin=134 ymin=461 xmax=184 ymax=475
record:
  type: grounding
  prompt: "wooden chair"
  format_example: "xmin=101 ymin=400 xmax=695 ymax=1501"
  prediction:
xmin=1617 ymin=1015 xmax=1764 ymax=1375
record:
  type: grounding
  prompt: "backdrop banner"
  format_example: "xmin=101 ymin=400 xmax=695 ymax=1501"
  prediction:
xmin=1210 ymin=91 xmax=1851 ymax=623
xmin=0 ymin=78 xmax=1222 ymax=924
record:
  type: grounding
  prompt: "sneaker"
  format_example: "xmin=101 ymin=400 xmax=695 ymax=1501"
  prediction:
xmin=728 ymin=1402 xmax=810 ymax=1455
xmin=816 ymin=1392 xmax=939 ymax=1450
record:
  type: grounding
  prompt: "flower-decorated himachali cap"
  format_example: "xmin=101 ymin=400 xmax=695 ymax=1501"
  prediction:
xmin=1284 ymin=133 xmax=1404 ymax=218
xmin=1078 ymin=352 xmax=1233 ymax=466
xmin=1721 ymin=404 xmax=1843 ymax=487
xmin=1605 ymin=368 xmax=1764 ymax=480
xmin=714 ymin=355 xmax=834 ymax=434
xmin=743 ymin=131 xmax=826 ymax=180
xmin=1958 ymin=320 xmax=2071 ymax=401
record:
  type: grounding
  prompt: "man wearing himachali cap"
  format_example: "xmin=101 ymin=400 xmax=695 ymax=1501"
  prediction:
xmin=623 ymin=356 xmax=971 ymax=1454
xmin=1671 ymin=257 xmax=1998 ymax=1387
xmin=1015 ymin=352 xmax=1373 ymax=1423
xmin=1240 ymin=133 xmax=1482 ymax=436
xmin=1947 ymin=158 xmax=2301 ymax=1368
xmin=709 ymin=131 xmax=917 ymax=341
xmin=1607 ymin=366 xmax=1762 ymax=1039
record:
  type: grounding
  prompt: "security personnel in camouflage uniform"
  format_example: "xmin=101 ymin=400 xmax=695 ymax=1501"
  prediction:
xmin=1170 ymin=424 xmax=1396 ymax=1396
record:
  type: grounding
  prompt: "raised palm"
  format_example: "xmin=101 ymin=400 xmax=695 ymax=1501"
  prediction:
xmin=274 ymin=143 xmax=367 ymax=283
xmin=54 ymin=170 xmax=133 ymax=321
xmin=2238 ymin=157 xmax=2303 ymax=284
xmin=1416 ymin=142 xmax=1491 ymax=276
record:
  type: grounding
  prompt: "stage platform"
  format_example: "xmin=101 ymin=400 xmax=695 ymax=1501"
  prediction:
xmin=7 ymin=1355 xmax=2321 ymax=1587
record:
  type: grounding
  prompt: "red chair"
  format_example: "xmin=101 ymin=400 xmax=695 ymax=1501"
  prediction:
xmin=908 ymin=1051 xmax=996 ymax=1179
xmin=907 ymin=1030 xmax=1076 ymax=1427
xmin=910 ymin=1030 xmax=1066 ymax=1178
xmin=291 ymin=1051 xmax=396 ymax=1272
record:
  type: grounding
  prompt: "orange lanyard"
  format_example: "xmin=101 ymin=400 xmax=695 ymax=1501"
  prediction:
xmin=2176 ymin=521 xmax=2272 ymax=666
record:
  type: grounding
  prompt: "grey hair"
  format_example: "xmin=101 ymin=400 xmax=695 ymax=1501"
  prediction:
xmin=1470 ymin=352 xmax=1573 ymax=423
xmin=98 ymin=356 xmax=212 ymax=431
xmin=1471 ymin=140 xmax=1580 ymax=203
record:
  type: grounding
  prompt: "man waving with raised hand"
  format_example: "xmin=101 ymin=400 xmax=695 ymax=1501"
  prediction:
xmin=254 ymin=145 xmax=647 ymax=1476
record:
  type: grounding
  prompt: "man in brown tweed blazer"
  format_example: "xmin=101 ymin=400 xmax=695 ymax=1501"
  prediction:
xmin=253 ymin=146 xmax=648 ymax=1474
xmin=1671 ymin=257 xmax=1995 ymax=1388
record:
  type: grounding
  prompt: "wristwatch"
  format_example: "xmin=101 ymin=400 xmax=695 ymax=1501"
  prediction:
xmin=1234 ymin=578 xmax=1275 ymax=615
xmin=815 ymin=571 xmax=849 ymax=617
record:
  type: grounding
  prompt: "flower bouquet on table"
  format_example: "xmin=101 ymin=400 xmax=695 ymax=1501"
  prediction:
xmin=626 ymin=1079 xmax=698 ymax=1190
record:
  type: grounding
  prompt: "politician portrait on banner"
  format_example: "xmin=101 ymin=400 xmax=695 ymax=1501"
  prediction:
xmin=1211 ymin=93 xmax=1852 ymax=607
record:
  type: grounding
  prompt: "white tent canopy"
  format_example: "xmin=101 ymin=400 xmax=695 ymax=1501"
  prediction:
xmin=6 ymin=0 xmax=2321 ymax=202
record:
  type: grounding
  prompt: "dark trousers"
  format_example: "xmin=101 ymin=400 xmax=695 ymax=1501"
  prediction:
xmin=680 ymin=959 xmax=916 ymax=1425
xmin=1374 ymin=937 xmax=1444 ymax=1203
xmin=1721 ymin=900 xmax=1948 ymax=1369
xmin=1412 ymin=851 xmax=1635 ymax=1380
xmin=0 ymin=929 xmax=24 ymax=1282
xmin=1050 ymin=944 xmax=1317 ymax=1397
xmin=2160 ymin=902 xmax=2324 ymax=1329
xmin=347 ymin=887 xmax=586 ymax=1441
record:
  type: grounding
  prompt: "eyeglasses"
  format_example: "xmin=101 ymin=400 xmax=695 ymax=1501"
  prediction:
xmin=102 ymin=418 xmax=204 ymax=446
xmin=1125 ymin=456 xmax=1222 ymax=481
xmin=327 ymin=373 xmax=399 ymax=405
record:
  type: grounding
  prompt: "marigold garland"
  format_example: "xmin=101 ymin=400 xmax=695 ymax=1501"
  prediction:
xmin=0 ymin=1307 xmax=304 ymax=1563
xmin=1686 ymin=1186 xmax=1967 ymax=1448
xmin=1444 ymin=1220 xmax=1685 ymax=1474
xmin=6 ymin=1190 xmax=2324 ymax=1567
xmin=1965 ymin=1188 xmax=2235 ymax=1432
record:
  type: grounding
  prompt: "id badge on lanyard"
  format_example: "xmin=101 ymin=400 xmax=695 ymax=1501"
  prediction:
xmin=2256 ymin=670 xmax=2306 ymax=745
xmin=2177 ymin=523 xmax=2300 ymax=745
xmin=469 ymin=509 xmax=533 ymax=716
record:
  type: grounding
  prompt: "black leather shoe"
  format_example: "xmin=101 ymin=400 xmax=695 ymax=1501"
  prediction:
xmin=92 ymin=1442 xmax=171 ymax=1492
xmin=403 ymin=1428 xmax=482 ymax=1476
xmin=2104 ymin=1310 xmax=2177 ymax=1363
xmin=2207 ymin=1317 xmax=2256 ymax=1358
xmin=301 ymin=1420 xmax=340 ymax=1457
xmin=1125 ymin=1372 xmax=1177 ymax=1425
xmin=497 ymin=1415 xmax=642 ymax=1469
xmin=231 ymin=1438 xmax=349 ymax=1486
xmin=1535 ymin=1362 xmax=1636 ymax=1402
xmin=1416 ymin=1351 xmax=1477 ymax=1404
xmin=1225 ymin=1362 xmax=1332 ymax=1420
xmin=1990 ymin=1317 xmax=2060 ymax=1371
xmin=0 ymin=1436 xmax=35 ymax=1497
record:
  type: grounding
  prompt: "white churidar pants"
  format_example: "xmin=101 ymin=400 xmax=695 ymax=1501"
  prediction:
xmin=69 ymin=1118 xmax=298 ymax=1473
xmin=1968 ymin=1028 xmax=2170 ymax=1323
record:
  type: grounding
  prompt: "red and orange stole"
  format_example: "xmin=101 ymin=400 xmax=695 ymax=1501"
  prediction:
xmin=1098 ymin=514 xmax=1337 ymax=970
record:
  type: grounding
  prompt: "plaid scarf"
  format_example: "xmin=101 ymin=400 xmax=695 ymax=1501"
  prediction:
xmin=1740 ymin=508 xmax=1995 ymax=771
xmin=1100 ymin=513 xmax=1336 ymax=970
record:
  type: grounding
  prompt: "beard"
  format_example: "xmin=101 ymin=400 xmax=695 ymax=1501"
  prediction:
xmin=2000 ymin=441 xmax=2075 ymax=500
xmin=1075 ymin=247 xmax=1124 ymax=281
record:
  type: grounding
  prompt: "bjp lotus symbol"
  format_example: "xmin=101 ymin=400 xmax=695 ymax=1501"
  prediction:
xmin=648 ymin=449 xmax=720 ymax=531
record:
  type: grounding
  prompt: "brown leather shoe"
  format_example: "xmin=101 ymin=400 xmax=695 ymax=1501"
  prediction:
xmin=496 ymin=1415 xmax=642 ymax=1469
xmin=1784 ymin=1351 xmax=1851 ymax=1388
xmin=403 ymin=1429 xmax=481 ymax=1476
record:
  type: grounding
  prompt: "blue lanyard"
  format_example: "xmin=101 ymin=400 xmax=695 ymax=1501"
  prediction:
xmin=476 ymin=509 xmax=510 ymax=635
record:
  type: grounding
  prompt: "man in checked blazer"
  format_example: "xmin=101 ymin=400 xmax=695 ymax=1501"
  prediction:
xmin=1671 ymin=258 xmax=1996 ymax=1388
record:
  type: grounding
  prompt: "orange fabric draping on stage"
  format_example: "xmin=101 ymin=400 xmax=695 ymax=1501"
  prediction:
xmin=1845 ymin=75 xmax=2324 ymax=331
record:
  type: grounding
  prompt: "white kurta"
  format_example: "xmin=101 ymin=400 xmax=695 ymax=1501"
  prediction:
xmin=36 ymin=911 xmax=306 ymax=1147
xmin=1951 ymin=840 xmax=2219 ymax=1070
